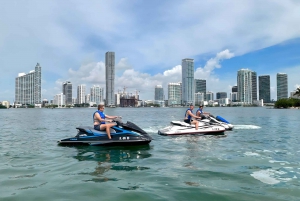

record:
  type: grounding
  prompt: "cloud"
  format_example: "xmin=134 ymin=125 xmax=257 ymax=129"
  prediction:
xmin=1 ymin=1 xmax=300 ymax=101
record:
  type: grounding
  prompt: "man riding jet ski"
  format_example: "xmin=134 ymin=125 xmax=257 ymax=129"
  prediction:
xmin=58 ymin=117 xmax=152 ymax=146
xmin=158 ymin=105 xmax=225 ymax=136
xmin=195 ymin=105 xmax=233 ymax=130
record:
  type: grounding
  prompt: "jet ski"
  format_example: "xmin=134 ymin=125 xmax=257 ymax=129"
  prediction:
xmin=58 ymin=118 xmax=152 ymax=146
xmin=199 ymin=115 xmax=234 ymax=130
xmin=158 ymin=120 xmax=226 ymax=136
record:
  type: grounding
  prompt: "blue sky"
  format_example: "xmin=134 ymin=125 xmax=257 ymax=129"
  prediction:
xmin=0 ymin=0 xmax=300 ymax=102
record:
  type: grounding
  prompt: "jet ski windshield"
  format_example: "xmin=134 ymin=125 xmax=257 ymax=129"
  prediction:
xmin=122 ymin=121 xmax=147 ymax=135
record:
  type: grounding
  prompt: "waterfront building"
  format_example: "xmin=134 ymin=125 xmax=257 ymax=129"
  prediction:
xmin=259 ymin=75 xmax=271 ymax=103
xmin=62 ymin=81 xmax=72 ymax=105
xmin=15 ymin=63 xmax=41 ymax=105
xmin=105 ymin=51 xmax=115 ymax=107
xmin=182 ymin=58 xmax=194 ymax=106
xmin=231 ymin=92 xmax=238 ymax=102
xmin=216 ymin=92 xmax=227 ymax=99
xmin=237 ymin=69 xmax=254 ymax=104
xmin=232 ymin=86 xmax=238 ymax=93
xmin=277 ymin=73 xmax=288 ymax=100
xmin=90 ymin=85 xmax=104 ymax=104
xmin=1 ymin=101 xmax=10 ymax=108
xmin=155 ymin=85 xmax=164 ymax=101
xmin=168 ymin=82 xmax=182 ymax=106
xmin=252 ymin=71 xmax=258 ymax=102
xmin=219 ymin=98 xmax=229 ymax=106
xmin=206 ymin=91 xmax=214 ymax=101
xmin=85 ymin=94 xmax=91 ymax=104
xmin=194 ymin=79 xmax=206 ymax=101
xmin=72 ymin=97 xmax=77 ymax=105
xmin=53 ymin=93 xmax=65 ymax=107
xmin=194 ymin=92 xmax=205 ymax=106
xmin=115 ymin=93 xmax=120 ymax=107
xmin=77 ymin=84 xmax=86 ymax=104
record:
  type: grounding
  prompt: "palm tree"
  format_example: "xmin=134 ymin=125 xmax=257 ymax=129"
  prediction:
xmin=294 ymin=87 xmax=300 ymax=96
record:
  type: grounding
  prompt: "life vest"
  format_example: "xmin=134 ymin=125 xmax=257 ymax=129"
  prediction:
xmin=93 ymin=111 xmax=106 ymax=124
xmin=184 ymin=109 xmax=193 ymax=120
xmin=196 ymin=109 xmax=203 ymax=116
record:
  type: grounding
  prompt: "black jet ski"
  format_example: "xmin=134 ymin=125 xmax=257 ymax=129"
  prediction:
xmin=58 ymin=118 xmax=152 ymax=146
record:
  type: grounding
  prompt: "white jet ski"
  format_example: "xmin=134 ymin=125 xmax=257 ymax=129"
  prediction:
xmin=158 ymin=120 xmax=226 ymax=136
xmin=199 ymin=115 xmax=234 ymax=130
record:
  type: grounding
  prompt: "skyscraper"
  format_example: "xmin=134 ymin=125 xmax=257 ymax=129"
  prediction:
xmin=62 ymin=81 xmax=72 ymax=105
xmin=168 ymin=82 xmax=181 ymax=106
xmin=91 ymin=85 xmax=104 ymax=104
xmin=251 ymin=71 xmax=257 ymax=102
xmin=259 ymin=75 xmax=271 ymax=102
xmin=277 ymin=73 xmax=288 ymax=100
xmin=77 ymin=84 xmax=86 ymax=104
xmin=15 ymin=63 xmax=42 ymax=105
xmin=182 ymin=58 xmax=194 ymax=106
xmin=206 ymin=91 xmax=214 ymax=101
xmin=237 ymin=69 xmax=253 ymax=104
xmin=105 ymin=51 xmax=115 ymax=106
xmin=216 ymin=92 xmax=227 ymax=99
xmin=194 ymin=79 xmax=206 ymax=101
xmin=155 ymin=85 xmax=164 ymax=101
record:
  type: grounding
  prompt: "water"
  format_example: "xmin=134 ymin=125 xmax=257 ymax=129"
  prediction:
xmin=0 ymin=107 xmax=300 ymax=201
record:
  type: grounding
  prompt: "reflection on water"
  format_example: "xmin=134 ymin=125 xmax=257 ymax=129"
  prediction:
xmin=70 ymin=145 xmax=152 ymax=183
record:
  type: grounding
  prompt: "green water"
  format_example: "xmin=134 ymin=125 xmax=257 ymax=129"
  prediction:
xmin=0 ymin=107 xmax=299 ymax=200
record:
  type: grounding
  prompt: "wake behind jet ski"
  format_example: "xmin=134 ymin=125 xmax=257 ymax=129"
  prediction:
xmin=58 ymin=118 xmax=152 ymax=146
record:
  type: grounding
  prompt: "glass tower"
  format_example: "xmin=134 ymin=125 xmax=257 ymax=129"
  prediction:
xmin=237 ymin=69 xmax=253 ymax=104
xmin=105 ymin=51 xmax=115 ymax=106
xmin=277 ymin=73 xmax=288 ymax=100
xmin=182 ymin=58 xmax=194 ymax=106
xmin=62 ymin=81 xmax=72 ymax=105
xmin=194 ymin=79 xmax=206 ymax=101
xmin=155 ymin=85 xmax=164 ymax=101
xmin=259 ymin=75 xmax=271 ymax=102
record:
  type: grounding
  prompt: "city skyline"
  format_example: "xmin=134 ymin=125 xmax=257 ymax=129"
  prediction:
xmin=1 ymin=1 xmax=300 ymax=102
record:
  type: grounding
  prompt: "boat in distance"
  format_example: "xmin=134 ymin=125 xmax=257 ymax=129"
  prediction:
xmin=58 ymin=119 xmax=152 ymax=146
xmin=158 ymin=120 xmax=226 ymax=136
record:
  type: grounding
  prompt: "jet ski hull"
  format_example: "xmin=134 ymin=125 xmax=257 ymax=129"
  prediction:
xmin=158 ymin=121 xmax=226 ymax=136
xmin=58 ymin=121 xmax=152 ymax=146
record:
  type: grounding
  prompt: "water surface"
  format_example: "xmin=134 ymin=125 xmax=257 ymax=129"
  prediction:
xmin=0 ymin=107 xmax=299 ymax=200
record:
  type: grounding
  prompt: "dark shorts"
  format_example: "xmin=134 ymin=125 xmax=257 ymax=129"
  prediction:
xmin=94 ymin=124 xmax=101 ymax=130
xmin=184 ymin=119 xmax=191 ymax=124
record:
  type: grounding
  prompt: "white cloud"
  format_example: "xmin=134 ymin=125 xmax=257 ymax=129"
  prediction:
xmin=1 ymin=1 xmax=300 ymax=101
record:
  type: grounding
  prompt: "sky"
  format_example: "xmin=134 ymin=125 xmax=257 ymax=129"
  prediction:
xmin=1 ymin=0 xmax=300 ymax=103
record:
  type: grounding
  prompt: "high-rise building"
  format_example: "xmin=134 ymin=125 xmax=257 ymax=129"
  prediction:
xmin=194 ymin=79 xmax=206 ymax=101
xmin=53 ymin=93 xmax=65 ymax=107
xmin=195 ymin=92 xmax=205 ymax=105
xmin=182 ymin=58 xmax=194 ymax=106
xmin=259 ymin=75 xmax=271 ymax=102
xmin=155 ymin=85 xmax=164 ymax=101
xmin=15 ymin=63 xmax=42 ymax=105
xmin=232 ymin=86 xmax=238 ymax=93
xmin=62 ymin=81 xmax=72 ymax=105
xmin=168 ymin=82 xmax=181 ymax=106
xmin=252 ymin=71 xmax=257 ymax=102
xmin=77 ymin=84 xmax=86 ymax=104
xmin=90 ymin=85 xmax=104 ymax=104
xmin=231 ymin=86 xmax=238 ymax=102
xmin=237 ymin=69 xmax=253 ymax=104
xmin=216 ymin=92 xmax=227 ymax=99
xmin=105 ymin=51 xmax=115 ymax=106
xmin=277 ymin=73 xmax=288 ymax=100
xmin=206 ymin=91 xmax=214 ymax=101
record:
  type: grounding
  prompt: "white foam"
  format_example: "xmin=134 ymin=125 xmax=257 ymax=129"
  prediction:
xmin=244 ymin=152 xmax=260 ymax=156
xmin=269 ymin=160 xmax=290 ymax=165
xmin=251 ymin=169 xmax=280 ymax=184
xmin=233 ymin=125 xmax=261 ymax=129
